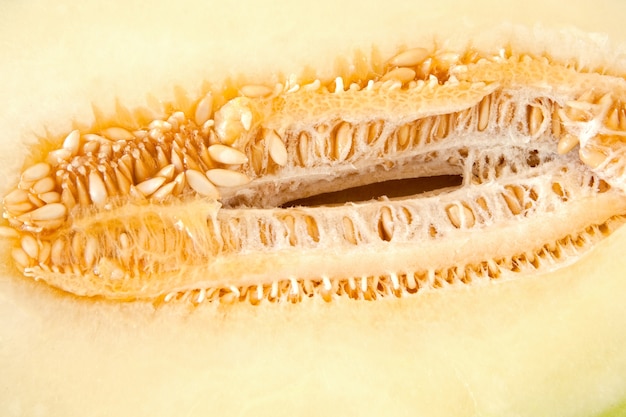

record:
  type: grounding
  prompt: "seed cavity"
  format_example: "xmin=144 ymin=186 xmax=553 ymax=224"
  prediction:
xmin=3 ymin=41 xmax=626 ymax=304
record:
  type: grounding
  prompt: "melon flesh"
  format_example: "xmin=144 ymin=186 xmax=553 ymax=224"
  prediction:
xmin=1 ymin=0 xmax=626 ymax=416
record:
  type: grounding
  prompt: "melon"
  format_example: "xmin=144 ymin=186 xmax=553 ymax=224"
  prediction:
xmin=1 ymin=0 xmax=626 ymax=416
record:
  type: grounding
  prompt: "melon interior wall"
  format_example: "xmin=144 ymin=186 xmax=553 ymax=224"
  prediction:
xmin=1 ymin=0 xmax=626 ymax=416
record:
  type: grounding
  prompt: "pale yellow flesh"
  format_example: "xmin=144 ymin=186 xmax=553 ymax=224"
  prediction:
xmin=2 ymin=0 xmax=626 ymax=416
xmin=1 ymin=226 xmax=626 ymax=416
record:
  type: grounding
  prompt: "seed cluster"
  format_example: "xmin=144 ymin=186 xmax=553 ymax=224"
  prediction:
xmin=2 ymin=45 xmax=626 ymax=303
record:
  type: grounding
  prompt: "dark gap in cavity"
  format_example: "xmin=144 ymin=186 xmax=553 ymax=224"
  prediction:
xmin=282 ymin=174 xmax=463 ymax=208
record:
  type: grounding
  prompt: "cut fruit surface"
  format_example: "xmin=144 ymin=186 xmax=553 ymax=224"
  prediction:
xmin=2 ymin=0 xmax=626 ymax=416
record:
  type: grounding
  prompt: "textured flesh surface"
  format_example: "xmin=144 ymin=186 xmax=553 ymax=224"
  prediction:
xmin=2 ymin=0 xmax=626 ymax=416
